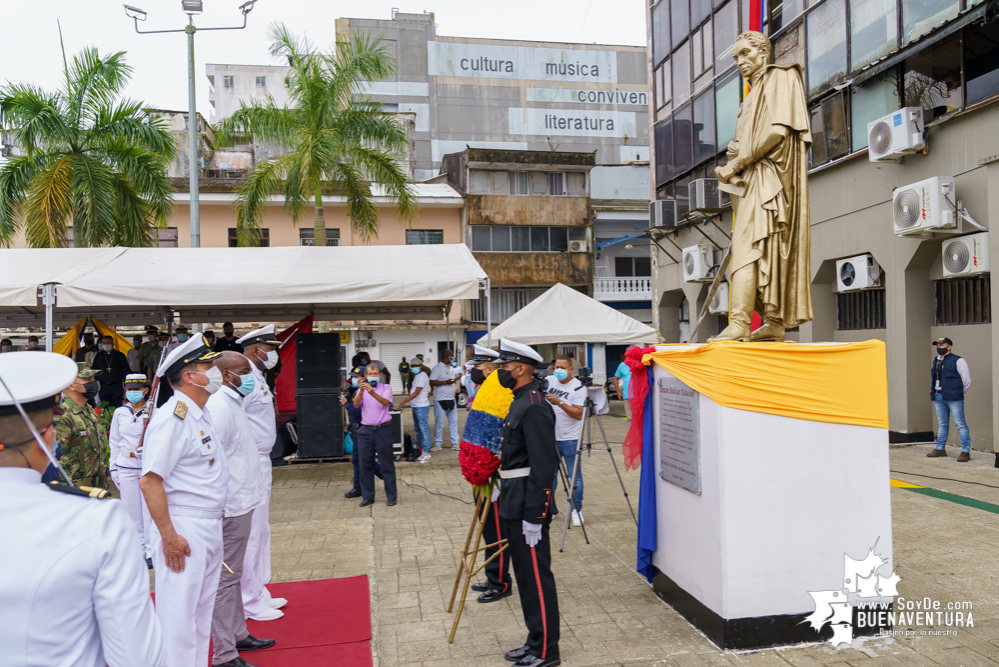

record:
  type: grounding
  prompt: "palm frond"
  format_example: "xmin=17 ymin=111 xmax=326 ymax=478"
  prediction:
xmin=23 ymin=155 xmax=74 ymax=248
xmin=67 ymin=48 xmax=131 ymax=128
xmin=0 ymin=84 xmax=73 ymax=155
xmin=89 ymin=100 xmax=177 ymax=160
xmin=215 ymin=99 xmax=297 ymax=147
xmin=0 ymin=154 xmax=46 ymax=246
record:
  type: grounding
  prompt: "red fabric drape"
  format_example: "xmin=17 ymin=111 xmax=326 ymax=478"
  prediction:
xmin=274 ymin=314 xmax=314 ymax=413
xmin=622 ymin=346 xmax=658 ymax=471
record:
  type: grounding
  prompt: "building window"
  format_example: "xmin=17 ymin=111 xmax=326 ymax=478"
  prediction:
xmin=548 ymin=172 xmax=565 ymax=196
xmin=510 ymin=171 xmax=529 ymax=195
xmin=851 ymin=77 xmax=898 ymax=150
xmin=850 ymin=0 xmax=898 ymax=72
xmin=673 ymin=103 xmax=694 ymax=175
xmin=806 ymin=0 xmax=847 ymax=97
xmin=693 ymin=89 xmax=716 ymax=165
xmin=255 ymin=76 xmax=266 ymax=88
xmin=471 ymin=225 xmax=585 ymax=252
xmin=655 ymin=62 xmax=672 ymax=113
xmin=809 ymin=91 xmax=850 ymax=167
xmin=615 ymin=256 xmax=652 ymax=277
xmin=770 ymin=0 xmax=805 ymax=33
xmin=966 ymin=23 xmax=999 ymax=105
xmin=691 ymin=0 xmax=712 ymax=28
xmin=406 ymin=230 xmax=444 ymax=245
xmin=715 ymin=69 xmax=741 ymax=152
xmin=223 ymin=75 xmax=234 ymax=88
xmin=903 ymin=34 xmax=962 ymax=122
xmin=652 ymin=0 xmax=671 ymax=67
xmin=935 ymin=277 xmax=991 ymax=325
xmin=671 ymin=0 xmax=690 ymax=47
xmin=229 ymin=228 xmax=270 ymax=247
xmin=299 ymin=228 xmax=340 ymax=246
xmin=692 ymin=19 xmax=713 ymax=81
xmin=151 ymin=227 xmax=179 ymax=248
xmin=837 ymin=289 xmax=886 ymax=330
xmin=673 ymin=40 xmax=692 ymax=105
xmin=469 ymin=287 xmax=550 ymax=323
xmin=713 ymin=0 xmax=738 ymax=71
xmin=901 ymin=0 xmax=959 ymax=46
xmin=654 ymin=118 xmax=674 ymax=186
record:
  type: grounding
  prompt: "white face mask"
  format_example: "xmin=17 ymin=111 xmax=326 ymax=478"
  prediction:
xmin=102 ymin=344 xmax=113 ymax=352
xmin=28 ymin=341 xmax=39 ymax=349
xmin=263 ymin=349 xmax=279 ymax=370
xmin=158 ymin=341 xmax=167 ymax=348
xmin=192 ymin=366 xmax=223 ymax=394
xmin=0 ymin=345 xmax=12 ymax=353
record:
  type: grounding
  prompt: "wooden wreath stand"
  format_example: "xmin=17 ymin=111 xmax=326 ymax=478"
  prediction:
xmin=446 ymin=487 xmax=508 ymax=643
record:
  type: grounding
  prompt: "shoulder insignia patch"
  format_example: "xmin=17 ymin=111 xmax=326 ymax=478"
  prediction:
xmin=174 ymin=401 xmax=188 ymax=420
xmin=47 ymin=482 xmax=111 ymax=499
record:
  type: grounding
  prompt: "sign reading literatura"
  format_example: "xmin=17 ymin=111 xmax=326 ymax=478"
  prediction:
xmin=429 ymin=41 xmax=618 ymax=83
xmin=508 ymin=108 xmax=637 ymax=138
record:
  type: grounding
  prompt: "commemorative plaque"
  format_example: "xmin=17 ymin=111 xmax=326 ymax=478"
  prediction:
xmin=658 ymin=376 xmax=701 ymax=494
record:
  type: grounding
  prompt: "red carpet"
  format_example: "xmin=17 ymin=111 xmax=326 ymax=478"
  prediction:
xmin=236 ymin=641 xmax=373 ymax=666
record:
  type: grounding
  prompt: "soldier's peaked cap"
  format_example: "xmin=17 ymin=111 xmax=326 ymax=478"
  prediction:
xmin=236 ymin=324 xmax=280 ymax=347
xmin=469 ymin=345 xmax=500 ymax=364
xmin=495 ymin=339 xmax=544 ymax=367
xmin=0 ymin=352 xmax=77 ymax=416
xmin=158 ymin=335 xmax=221 ymax=378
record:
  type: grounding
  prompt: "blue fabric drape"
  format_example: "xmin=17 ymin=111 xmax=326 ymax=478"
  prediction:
xmin=636 ymin=365 xmax=658 ymax=582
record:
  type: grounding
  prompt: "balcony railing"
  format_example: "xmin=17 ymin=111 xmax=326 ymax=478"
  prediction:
xmin=594 ymin=277 xmax=652 ymax=301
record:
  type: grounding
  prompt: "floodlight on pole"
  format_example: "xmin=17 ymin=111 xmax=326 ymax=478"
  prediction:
xmin=181 ymin=0 xmax=203 ymax=15
xmin=123 ymin=4 xmax=147 ymax=20
xmin=239 ymin=0 xmax=257 ymax=14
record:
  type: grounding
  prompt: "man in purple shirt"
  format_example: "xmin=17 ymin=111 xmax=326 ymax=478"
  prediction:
xmin=352 ymin=363 xmax=398 ymax=507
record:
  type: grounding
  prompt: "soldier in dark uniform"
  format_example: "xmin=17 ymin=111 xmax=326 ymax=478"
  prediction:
xmin=494 ymin=339 xmax=561 ymax=667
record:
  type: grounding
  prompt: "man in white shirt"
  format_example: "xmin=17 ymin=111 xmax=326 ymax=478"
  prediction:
xmin=544 ymin=355 xmax=586 ymax=527
xmin=397 ymin=358 xmax=432 ymax=461
xmin=429 ymin=349 xmax=462 ymax=450
xmin=207 ymin=352 xmax=274 ymax=667
xmin=127 ymin=334 xmax=144 ymax=373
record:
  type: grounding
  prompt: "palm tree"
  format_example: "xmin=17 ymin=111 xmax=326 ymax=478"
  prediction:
xmin=216 ymin=23 xmax=418 ymax=247
xmin=0 ymin=48 xmax=176 ymax=248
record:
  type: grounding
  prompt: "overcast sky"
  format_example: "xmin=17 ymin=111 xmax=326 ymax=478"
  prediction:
xmin=0 ymin=0 xmax=646 ymax=121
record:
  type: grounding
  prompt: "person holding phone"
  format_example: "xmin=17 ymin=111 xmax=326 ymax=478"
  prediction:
xmin=353 ymin=363 xmax=398 ymax=507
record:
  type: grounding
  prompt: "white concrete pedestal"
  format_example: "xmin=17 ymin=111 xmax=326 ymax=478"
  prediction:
xmin=650 ymin=355 xmax=893 ymax=649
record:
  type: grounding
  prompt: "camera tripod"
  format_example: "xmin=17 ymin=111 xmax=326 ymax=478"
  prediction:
xmin=557 ymin=391 xmax=638 ymax=552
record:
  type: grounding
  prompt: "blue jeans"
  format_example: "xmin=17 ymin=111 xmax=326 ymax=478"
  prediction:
xmin=553 ymin=439 xmax=583 ymax=511
xmin=434 ymin=400 xmax=459 ymax=447
xmin=412 ymin=406 xmax=431 ymax=453
xmin=934 ymin=394 xmax=970 ymax=453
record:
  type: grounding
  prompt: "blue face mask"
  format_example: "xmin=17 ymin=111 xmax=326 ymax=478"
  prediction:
xmin=553 ymin=369 xmax=569 ymax=381
xmin=237 ymin=373 xmax=256 ymax=396
xmin=125 ymin=390 xmax=145 ymax=404
xmin=411 ymin=367 xmax=421 ymax=375
xmin=351 ymin=377 xmax=360 ymax=387
xmin=367 ymin=377 xmax=379 ymax=385
xmin=451 ymin=361 xmax=458 ymax=367
xmin=177 ymin=334 xmax=188 ymax=342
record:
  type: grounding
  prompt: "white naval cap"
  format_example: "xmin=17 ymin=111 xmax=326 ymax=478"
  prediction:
xmin=123 ymin=373 xmax=150 ymax=388
xmin=468 ymin=344 xmax=500 ymax=364
xmin=495 ymin=339 xmax=545 ymax=367
xmin=157 ymin=334 xmax=222 ymax=378
xmin=236 ymin=324 xmax=280 ymax=347
xmin=0 ymin=352 xmax=78 ymax=416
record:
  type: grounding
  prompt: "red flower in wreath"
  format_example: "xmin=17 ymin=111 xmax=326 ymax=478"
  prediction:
xmin=458 ymin=441 xmax=501 ymax=487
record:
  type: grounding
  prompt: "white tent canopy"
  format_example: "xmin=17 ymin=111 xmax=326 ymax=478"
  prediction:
xmin=0 ymin=245 xmax=488 ymax=328
xmin=476 ymin=283 xmax=659 ymax=346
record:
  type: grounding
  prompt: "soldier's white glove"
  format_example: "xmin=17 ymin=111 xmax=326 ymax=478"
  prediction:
xmin=110 ymin=470 xmax=120 ymax=488
xmin=522 ymin=521 xmax=542 ymax=547
xmin=491 ymin=483 xmax=501 ymax=503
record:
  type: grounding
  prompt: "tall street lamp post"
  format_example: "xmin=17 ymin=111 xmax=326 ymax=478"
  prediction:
xmin=124 ymin=0 xmax=258 ymax=248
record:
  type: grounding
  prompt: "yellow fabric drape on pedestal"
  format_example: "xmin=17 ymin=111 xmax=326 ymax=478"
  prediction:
xmin=643 ymin=340 xmax=889 ymax=429
xmin=52 ymin=317 xmax=133 ymax=359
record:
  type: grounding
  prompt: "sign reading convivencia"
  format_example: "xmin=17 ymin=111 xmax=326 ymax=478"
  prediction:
xmin=429 ymin=41 xmax=618 ymax=83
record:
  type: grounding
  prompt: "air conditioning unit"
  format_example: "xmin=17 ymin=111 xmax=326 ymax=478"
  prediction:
xmin=650 ymin=199 xmax=678 ymax=228
xmin=836 ymin=254 xmax=882 ymax=292
xmin=892 ymin=177 xmax=957 ymax=236
xmin=868 ymin=107 xmax=925 ymax=162
xmin=708 ymin=282 xmax=729 ymax=313
xmin=569 ymin=239 xmax=590 ymax=253
xmin=689 ymin=178 xmax=722 ymax=213
xmin=942 ymin=232 xmax=990 ymax=278
xmin=682 ymin=244 xmax=714 ymax=282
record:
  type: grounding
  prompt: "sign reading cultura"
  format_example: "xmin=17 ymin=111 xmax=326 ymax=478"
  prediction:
xmin=429 ymin=41 xmax=618 ymax=83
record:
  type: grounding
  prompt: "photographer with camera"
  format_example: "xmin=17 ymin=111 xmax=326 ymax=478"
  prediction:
xmin=544 ymin=356 xmax=586 ymax=527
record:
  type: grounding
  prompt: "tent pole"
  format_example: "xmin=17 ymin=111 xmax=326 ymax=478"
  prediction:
xmin=41 ymin=283 xmax=56 ymax=352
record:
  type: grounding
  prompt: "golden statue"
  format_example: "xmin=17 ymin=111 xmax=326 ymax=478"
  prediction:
xmin=710 ymin=31 xmax=813 ymax=343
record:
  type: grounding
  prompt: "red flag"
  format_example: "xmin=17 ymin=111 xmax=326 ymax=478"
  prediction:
xmin=274 ymin=313 xmax=314 ymax=412
xmin=622 ymin=346 xmax=658 ymax=470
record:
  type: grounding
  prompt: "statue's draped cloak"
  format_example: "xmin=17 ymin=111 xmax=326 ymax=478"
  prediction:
xmin=730 ymin=63 xmax=813 ymax=328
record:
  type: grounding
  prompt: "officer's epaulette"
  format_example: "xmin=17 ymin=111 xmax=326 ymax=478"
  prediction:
xmin=47 ymin=481 xmax=111 ymax=499
xmin=174 ymin=401 xmax=188 ymax=420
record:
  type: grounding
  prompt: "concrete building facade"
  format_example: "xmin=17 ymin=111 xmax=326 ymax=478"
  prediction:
xmin=645 ymin=0 xmax=999 ymax=450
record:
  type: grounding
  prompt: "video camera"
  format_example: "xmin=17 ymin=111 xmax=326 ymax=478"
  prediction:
xmin=576 ymin=366 xmax=594 ymax=387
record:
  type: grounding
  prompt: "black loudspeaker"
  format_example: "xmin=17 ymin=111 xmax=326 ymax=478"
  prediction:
xmin=296 ymin=333 xmax=341 ymax=394
xmin=296 ymin=394 xmax=344 ymax=458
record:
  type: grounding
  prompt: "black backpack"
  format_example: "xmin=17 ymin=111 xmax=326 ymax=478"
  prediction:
xmin=404 ymin=433 xmax=419 ymax=462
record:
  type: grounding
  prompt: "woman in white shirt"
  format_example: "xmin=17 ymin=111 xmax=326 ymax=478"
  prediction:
xmin=109 ymin=374 xmax=153 ymax=565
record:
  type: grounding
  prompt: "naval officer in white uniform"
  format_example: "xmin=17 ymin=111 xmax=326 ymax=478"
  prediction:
xmin=140 ymin=335 xmax=228 ymax=667
xmin=0 ymin=351 xmax=165 ymax=667
xmin=236 ymin=324 xmax=287 ymax=620
xmin=109 ymin=373 xmax=154 ymax=565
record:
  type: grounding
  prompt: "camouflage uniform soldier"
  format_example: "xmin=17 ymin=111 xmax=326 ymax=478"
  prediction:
xmin=55 ymin=362 xmax=109 ymax=486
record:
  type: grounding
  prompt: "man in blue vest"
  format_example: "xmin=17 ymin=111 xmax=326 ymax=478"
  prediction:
xmin=927 ymin=337 xmax=972 ymax=462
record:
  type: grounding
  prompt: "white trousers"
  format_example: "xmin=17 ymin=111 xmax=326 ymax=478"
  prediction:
xmin=150 ymin=514 xmax=224 ymax=667
xmin=117 ymin=466 xmax=151 ymax=554
xmin=241 ymin=459 xmax=273 ymax=615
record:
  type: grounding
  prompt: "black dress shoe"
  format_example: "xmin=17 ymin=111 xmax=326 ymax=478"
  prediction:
xmin=213 ymin=658 xmax=259 ymax=667
xmin=471 ymin=581 xmax=491 ymax=592
xmin=235 ymin=634 xmax=276 ymax=651
xmin=513 ymin=653 xmax=560 ymax=667
xmin=359 ymin=498 xmax=375 ymax=507
xmin=505 ymin=645 xmax=530 ymax=662
xmin=387 ymin=499 xmax=397 ymax=507
xmin=344 ymin=489 xmax=362 ymax=499
xmin=477 ymin=588 xmax=512 ymax=603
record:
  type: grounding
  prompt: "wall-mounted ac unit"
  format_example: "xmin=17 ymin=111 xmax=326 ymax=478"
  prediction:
xmin=708 ymin=282 xmax=729 ymax=313
xmin=836 ymin=254 xmax=882 ymax=292
xmin=892 ymin=177 xmax=957 ymax=236
xmin=868 ymin=107 xmax=925 ymax=162
xmin=650 ymin=199 xmax=678 ymax=228
xmin=942 ymin=232 xmax=990 ymax=278
xmin=689 ymin=178 xmax=722 ymax=213
xmin=569 ymin=239 xmax=590 ymax=253
xmin=682 ymin=244 xmax=714 ymax=282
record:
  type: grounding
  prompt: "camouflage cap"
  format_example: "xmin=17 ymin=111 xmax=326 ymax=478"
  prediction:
xmin=75 ymin=361 xmax=102 ymax=378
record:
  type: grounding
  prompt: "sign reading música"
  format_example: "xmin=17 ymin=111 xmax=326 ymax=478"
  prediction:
xmin=508 ymin=108 xmax=637 ymax=138
xmin=658 ymin=376 xmax=701 ymax=494
xmin=429 ymin=41 xmax=618 ymax=83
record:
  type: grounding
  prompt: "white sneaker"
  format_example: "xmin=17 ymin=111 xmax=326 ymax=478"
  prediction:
xmin=450 ymin=445 xmax=461 ymax=451
xmin=268 ymin=597 xmax=288 ymax=610
xmin=571 ymin=510 xmax=584 ymax=527
xmin=430 ymin=446 xmax=442 ymax=452
xmin=248 ymin=606 xmax=284 ymax=621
